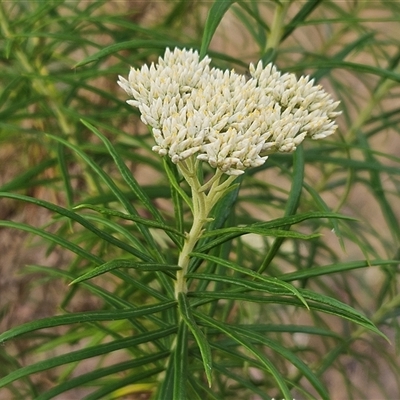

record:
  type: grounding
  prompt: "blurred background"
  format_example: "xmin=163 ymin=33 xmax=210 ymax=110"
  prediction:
xmin=0 ymin=1 xmax=399 ymax=398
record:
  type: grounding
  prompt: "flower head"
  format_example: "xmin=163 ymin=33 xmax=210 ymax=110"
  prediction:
xmin=118 ymin=47 xmax=340 ymax=175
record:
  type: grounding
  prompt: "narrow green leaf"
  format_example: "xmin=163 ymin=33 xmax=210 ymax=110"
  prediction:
xmin=303 ymin=181 xmax=345 ymax=249
xmin=74 ymin=203 xmax=184 ymax=238
xmin=57 ymin=142 xmax=74 ymax=207
xmin=177 ymin=293 xmax=213 ymax=387
xmin=234 ymin=326 xmax=329 ymax=399
xmin=0 ymin=301 xmax=176 ymax=344
xmin=80 ymin=119 xmax=170 ymax=226
xmin=83 ymin=367 xmax=164 ymax=400
xmin=0 ymin=159 xmax=57 ymax=192
xmin=25 ymin=265 xmax=171 ymax=334
xmin=190 ymin=290 xmax=387 ymax=341
xmin=288 ymin=60 xmax=400 ymax=83
xmin=173 ymin=321 xmax=189 ymax=400
xmin=208 ymin=361 xmax=270 ymax=399
xmin=0 ymin=327 xmax=176 ymax=388
xmin=299 ymin=289 xmax=388 ymax=340
xmin=282 ymin=0 xmax=323 ymax=41
xmin=258 ymin=145 xmax=304 ymax=274
xmin=0 ymin=192 xmax=153 ymax=262
xmin=200 ymin=0 xmax=236 ymax=58
xmin=197 ymin=211 xmax=353 ymax=253
xmin=312 ymin=32 xmax=375 ymax=82
xmin=203 ymin=227 xmax=318 ymax=240
xmin=193 ymin=311 xmax=292 ymax=400
xmin=163 ymin=158 xmax=193 ymax=211
xmin=188 ymin=272 xmax=308 ymax=308
xmin=207 ymin=176 xmax=243 ymax=232
xmin=0 ymin=220 xmax=101 ymax=264
xmin=74 ymin=39 xmax=182 ymax=67
xmin=45 ymin=133 xmax=162 ymax=262
xmin=357 ymin=130 xmax=400 ymax=243
xmin=154 ymin=350 xmax=175 ymax=400
xmin=70 ymin=259 xmax=180 ymax=285
xmin=278 ymin=259 xmax=400 ymax=282
xmin=190 ymin=252 xmax=309 ymax=309
xmin=35 ymin=352 xmax=169 ymax=400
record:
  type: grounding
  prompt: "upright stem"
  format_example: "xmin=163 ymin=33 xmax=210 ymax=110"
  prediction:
xmin=265 ymin=1 xmax=291 ymax=54
xmin=174 ymin=206 xmax=207 ymax=297
xmin=174 ymin=159 xmax=236 ymax=299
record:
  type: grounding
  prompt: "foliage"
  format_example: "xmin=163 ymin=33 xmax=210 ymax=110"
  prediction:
xmin=0 ymin=0 xmax=399 ymax=399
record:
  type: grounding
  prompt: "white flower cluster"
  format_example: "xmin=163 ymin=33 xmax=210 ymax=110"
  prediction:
xmin=118 ymin=48 xmax=340 ymax=175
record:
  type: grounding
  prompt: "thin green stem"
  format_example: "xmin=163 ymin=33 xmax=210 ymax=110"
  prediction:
xmin=265 ymin=1 xmax=291 ymax=54
xmin=174 ymin=158 xmax=237 ymax=298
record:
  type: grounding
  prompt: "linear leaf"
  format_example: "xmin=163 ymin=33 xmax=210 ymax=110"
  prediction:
xmin=80 ymin=119 xmax=175 ymax=233
xmin=178 ymin=293 xmax=213 ymax=387
xmin=74 ymin=39 xmax=183 ymax=67
xmin=278 ymin=259 xmax=400 ymax=282
xmin=0 ymin=301 xmax=176 ymax=344
xmin=234 ymin=326 xmax=329 ymax=399
xmin=200 ymin=0 xmax=236 ymax=58
xmin=0 ymin=158 xmax=57 ymax=191
xmin=197 ymin=211 xmax=353 ymax=253
xmin=0 ymin=192 xmax=153 ymax=262
xmin=173 ymin=321 xmax=189 ymax=400
xmin=83 ymin=367 xmax=164 ymax=400
xmin=282 ymin=0 xmax=323 ymax=41
xmin=74 ymin=203 xmax=184 ymax=239
xmin=0 ymin=220 xmax=100 ymax=264
xmin=45 ymin=134 xmax=162 ymax=262
xmin=258 ymin=145 xmax=304 ymax=274
xmin=190 ymin=252 xmax=309 ymax=308
xmin=70 ymin=259 xmax=180 ymax=284
xmin=190 ymin=290 xmax=387 ymax=340
xmin=35 ymin=352 xmax=169 ymax=400
xmin=194 ymin=311 xmax=292 ymax=400
xmin=163 ymin=158 xmax=193 ymax=211
xmin=0 ymin=327 xmax=176 ymax=388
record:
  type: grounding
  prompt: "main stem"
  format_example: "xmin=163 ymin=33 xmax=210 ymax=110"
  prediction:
xmin=174 ymin=159 xmax=235 ymax=298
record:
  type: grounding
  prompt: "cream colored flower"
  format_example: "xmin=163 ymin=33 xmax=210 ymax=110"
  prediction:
xmin=118 ymin=48 xmax=340 ymax=175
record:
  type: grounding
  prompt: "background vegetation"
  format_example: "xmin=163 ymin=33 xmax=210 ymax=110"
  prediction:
xmin=0 ymin=0 xmax=399 ymax=399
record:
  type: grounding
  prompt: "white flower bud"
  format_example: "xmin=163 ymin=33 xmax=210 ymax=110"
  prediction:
xmin=118 ymin=48 xmax=340 ymax=175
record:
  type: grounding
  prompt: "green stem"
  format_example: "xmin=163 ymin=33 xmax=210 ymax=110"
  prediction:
xmin=174 ymin=159 xmax=236 ymax=298
xmin=265 ymin=1 xmax=291 ymax=54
